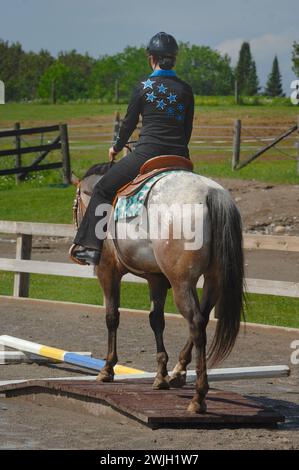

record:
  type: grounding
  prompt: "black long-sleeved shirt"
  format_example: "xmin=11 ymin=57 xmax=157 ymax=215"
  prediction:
xmin=113 ymin=70 xmax=194 ymax=156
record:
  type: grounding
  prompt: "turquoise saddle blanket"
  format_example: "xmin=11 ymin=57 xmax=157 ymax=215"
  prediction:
xmin=114 ymin=170 xmax=187 ymax=221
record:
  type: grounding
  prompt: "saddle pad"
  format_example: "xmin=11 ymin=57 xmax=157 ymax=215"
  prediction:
xmin=114 ymin=170 xmax=187 ymax=221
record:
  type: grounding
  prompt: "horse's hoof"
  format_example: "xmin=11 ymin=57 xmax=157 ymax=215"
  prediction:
xmin=168 ymin=372 xmax=186 ymax=389
xmin=96 ymin=372 xmax=114 ymax=383
xmin=152 ymin=376 xmax=170 ymax=390
xmin=187 ymin=400 xmax=207 ymax=414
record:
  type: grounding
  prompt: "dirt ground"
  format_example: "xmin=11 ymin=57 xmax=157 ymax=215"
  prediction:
xmin=0 ymin=297 xmax=298 ymax=450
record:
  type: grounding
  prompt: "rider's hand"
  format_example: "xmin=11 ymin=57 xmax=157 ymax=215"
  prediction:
xmin=109 ymin=147 xmax=118 ymax=162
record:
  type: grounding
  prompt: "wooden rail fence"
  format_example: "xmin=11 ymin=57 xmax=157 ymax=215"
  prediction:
xmin=0 ymin=123 xmax=71 ymax=184
xmin=0 ymin=220 xmax=298 ymax=300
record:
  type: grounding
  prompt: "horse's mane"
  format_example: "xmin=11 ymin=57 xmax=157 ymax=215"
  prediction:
xmin=82 ymin=161 xmax=114 ymax=179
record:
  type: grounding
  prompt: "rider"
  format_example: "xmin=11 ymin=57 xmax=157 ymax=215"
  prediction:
xmin=72 ymin=32 xmax=195 ymax=265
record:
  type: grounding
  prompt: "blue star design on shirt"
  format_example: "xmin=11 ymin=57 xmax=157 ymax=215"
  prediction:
xmin=176 ymin=114 xmax=184 ymax=122
xmin=167 ymin=93 xmax=177 ymax=104
xmin=141 ymin=79 xmax=155 ymax=90
xmin=177 ymin=103 xmax=185 ymax=113
xmin=156 ymin=99 xmax=167 ymax=110
xmin=157 ymin=83 xmax=168 ymax=94
xmin=166 ymin=107 xmax=175 ymax=116
xmin=146 ymin=92 xmax=157 ymax=103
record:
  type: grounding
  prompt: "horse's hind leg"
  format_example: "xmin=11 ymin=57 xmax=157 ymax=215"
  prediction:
xmin=169 ymin=273 xmax=219 ymax=389
xmin=169 ymin=337 xmax=193 ymax=388
xmin=172 ymin=281 xmax=211 ymax=413
xmin=148 ymin=275 xmax=170 ymax=390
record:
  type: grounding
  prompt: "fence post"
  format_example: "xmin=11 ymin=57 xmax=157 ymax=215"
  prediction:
xmin=113 ymin=111 xmax=120 ymax=144
xmin=60 ymin=123 xmax=71 ymax=185
xmin=13 ymin=234 xmax=32 ymax=298
xmin=14 ymin=122 xmax=21 ymax=184
xmin=232 ymin=119 xmax=241 ymax=170
xmin=297 ymin=116 xmax=299 ymax=176
xmin=115 ymin=79 xmax=120 ymax=104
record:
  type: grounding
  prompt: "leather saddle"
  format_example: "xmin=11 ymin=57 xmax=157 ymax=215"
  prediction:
xmin=115 ymin=155 xmax=193 ymax=201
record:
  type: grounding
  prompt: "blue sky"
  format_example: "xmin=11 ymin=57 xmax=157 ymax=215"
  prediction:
xmin=0 ymin=0 xmax=298 ymax=93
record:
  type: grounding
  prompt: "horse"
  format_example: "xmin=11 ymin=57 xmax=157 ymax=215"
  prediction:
xmin=72 ymin=161 xmax=245 ymax=413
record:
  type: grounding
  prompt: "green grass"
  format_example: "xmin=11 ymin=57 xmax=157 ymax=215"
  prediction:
xmin=193 ymin=157 xmax=299 ymax=185
xmin=1 ymin=272 xmax=298 ymax=328
xmin=1 ymin=100 xmax=299 ymax=127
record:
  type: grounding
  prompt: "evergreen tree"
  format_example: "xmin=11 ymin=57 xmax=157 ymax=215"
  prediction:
xmin=235 ymin=42 xmax=259 ymax=95
xmin=292 ymin=42 xmax=299 ymax=77
xmin=248 ymin=60 xmax=259 ymax=95
xmin=265 ymin=56 xmax=284 ymax=97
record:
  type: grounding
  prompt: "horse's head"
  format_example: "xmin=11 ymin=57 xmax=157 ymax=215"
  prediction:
xmin=72 ymin=161 xmax=114 ymax=228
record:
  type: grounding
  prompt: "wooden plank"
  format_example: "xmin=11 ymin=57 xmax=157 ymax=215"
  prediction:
xmin=0 ymin=220 xmax=75 ymax=237
xmin=14 ymin=123 xmax=21 ymax=184
xmin=0 ymin=162 xmax=63 ymax=176
xmin=13 ymin=234 xmax=32 ymax=298
xmin=232 ymin=119 xmax=241 ymax=169
xmin=0 ymin=125 xmax=60 ymax=138
xmin=0 ymin=258 xmax=298 ymax=297
xmin=244 ymin=234 xmax=299 ymax=252
xmin=1 ymin=221 xmax=298 ymax=253
xmin=60 ymin=124 xmax=71 ymax=185
xmin=237 ymin=124 xmax=298 ymax=170
xmin=0 ymin=258 xmax=96 ymax=279
xmin=245 ymin=278 xmax=299 ymax=297
xmin=0 ymin=143 xmax=61 ymax=158
xmin=1 ymin=381 xmax=284 ymax=427
xmin=18 ymin=135 xmax=61 ymax=181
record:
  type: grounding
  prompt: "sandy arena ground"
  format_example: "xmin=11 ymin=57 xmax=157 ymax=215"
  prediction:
xmin=0 ymin=297 xmax=298 ymax=450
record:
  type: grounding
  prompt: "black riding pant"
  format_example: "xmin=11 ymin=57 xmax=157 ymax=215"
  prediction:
xmin=74 ymin=145 xmax=189 ymax=250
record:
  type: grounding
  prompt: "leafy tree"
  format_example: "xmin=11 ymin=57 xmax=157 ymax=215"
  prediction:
xmin=265 ymin=56 xmax=284 ymax=97
xmin=0 ymin=39 xmax=24 ymax=100
xmin=292 ymin=42 xmax=299 ymax=77
xmin=176 ymin=43 xmax=234 ymax=95
xmin=18 ymin=50 xmax=54 ymax=100
xmin=58 ymin=50 xmax=95 ymax=99
xmin=38 ymin=62 xmax=78 ymax=101
xmin=235 ymin=42 xmax=259 ymax=95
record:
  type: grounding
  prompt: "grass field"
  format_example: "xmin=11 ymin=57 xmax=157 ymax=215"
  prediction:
xmin=0 ymin=272 xmax=298 ymax=328
xmin=0 ymin=102 xmax=298 ymax=328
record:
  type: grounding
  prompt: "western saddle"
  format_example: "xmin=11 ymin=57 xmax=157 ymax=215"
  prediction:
xmin=115 ymin=155 xmax=193 ymax=199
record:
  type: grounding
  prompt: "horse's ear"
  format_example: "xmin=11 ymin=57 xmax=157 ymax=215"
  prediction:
xmin=71 ymin=173 xmax=80 ymax=186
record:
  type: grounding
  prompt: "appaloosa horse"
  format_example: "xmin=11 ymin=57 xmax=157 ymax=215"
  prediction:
xmin=72 ymin=162 xmax=245 ymax=413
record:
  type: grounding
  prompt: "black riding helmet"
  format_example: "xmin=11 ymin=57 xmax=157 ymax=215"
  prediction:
xmin=147 ymin=32 xmax=178 ymax=57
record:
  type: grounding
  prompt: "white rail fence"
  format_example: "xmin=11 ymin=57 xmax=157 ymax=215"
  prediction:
xmin=0 ymin=220 xmax=299 ymax=299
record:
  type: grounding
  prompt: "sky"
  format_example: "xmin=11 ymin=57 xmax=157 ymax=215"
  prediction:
xmin=0 ymin=0 xmax=298 ymax=93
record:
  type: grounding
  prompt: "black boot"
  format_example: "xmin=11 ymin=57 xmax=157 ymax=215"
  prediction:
xmin=70 ymin=245 xmax=101 ymax=266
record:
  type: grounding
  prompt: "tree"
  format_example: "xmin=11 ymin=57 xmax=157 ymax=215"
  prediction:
xmin=18 ymin=49 xmax=54 ymax=100
xmin=265 ymin=56 xmax=284 ymax=97
xmin=38 ymin=62 xmax=78 ymax=101
xmin=292 ymin=42 xmax=299 ymax=77
xmin=235 ymin=42 xmax=259 ymax=95
xmin=176 ymin=43 xmax=234 ymax=95
xmin=0 ymin=39 xmax=24 ymax=100
xmin=58 ymin=50 xmax=95 ymax=99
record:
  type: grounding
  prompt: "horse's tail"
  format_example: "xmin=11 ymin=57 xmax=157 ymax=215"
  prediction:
xmin=206 ymin=187 xmax=245 ymax=367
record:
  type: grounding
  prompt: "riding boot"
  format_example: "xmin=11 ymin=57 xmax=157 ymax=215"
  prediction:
xmin=69 ymin=241 xmax=103 ymax=266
